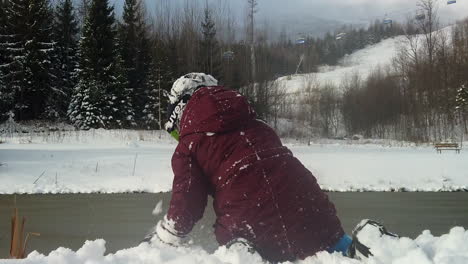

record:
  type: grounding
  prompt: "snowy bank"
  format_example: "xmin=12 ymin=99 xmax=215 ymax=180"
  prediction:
xmin=1 ymin=129 xmax=467 ymax=194
xmin=2 ymin=227 xmax=468 ymax=264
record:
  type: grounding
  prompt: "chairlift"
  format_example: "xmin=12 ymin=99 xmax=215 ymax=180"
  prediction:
xmin=336 ymin=32 xmax=346 ymax=40
xmin=447 ymin=0 xmax=456 ymax=4
xmin=296 ymin=37 xmax=306 ymax=45
xmin=383 ymin=17 xmax=393 ymax=25
xmin=222 ymin=50 xmax=235 ymax=60
xmin=415 ymin=11 xmax=425 ymax=21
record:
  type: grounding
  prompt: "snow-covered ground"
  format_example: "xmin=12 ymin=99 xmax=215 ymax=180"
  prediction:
xmin=0 ymin=129 xmax=467 ymax=194
xmin=1 ymin=130 xmax=467 ymax=263
xmin=4 ymin=226 xmax=468 ymax=264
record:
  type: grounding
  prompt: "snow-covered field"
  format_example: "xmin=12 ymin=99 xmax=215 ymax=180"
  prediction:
xmin=1 ymin=129 xmax=467 ymax=194
xmin=3 ymin=226 xmax=468 ymax=264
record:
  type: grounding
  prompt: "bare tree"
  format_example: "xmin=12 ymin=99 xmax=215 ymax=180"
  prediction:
xmin=77 ymin=0 xmax=91 ymax=28
xmin=246 ymin=0 xmax=258 ymax=98
xmin=416 ymin=0 xmax=440 ymax=65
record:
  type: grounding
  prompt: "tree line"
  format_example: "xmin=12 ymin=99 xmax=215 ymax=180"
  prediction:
xmin=0 ymin=0 xmax=408 ymax=130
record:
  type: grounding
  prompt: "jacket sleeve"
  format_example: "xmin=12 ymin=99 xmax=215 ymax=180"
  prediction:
xmin=166 ymin=140 xmax=208 ymax=237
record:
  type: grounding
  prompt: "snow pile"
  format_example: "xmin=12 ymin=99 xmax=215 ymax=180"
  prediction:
xmin=353 ymin=226 xmax=468 ymax=264
xmin=5 ymin=227 xmax=468 ymax=264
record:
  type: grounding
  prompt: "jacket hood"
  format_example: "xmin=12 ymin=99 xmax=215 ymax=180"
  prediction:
xmin=179 ymin=86 xmax=256 ymax=137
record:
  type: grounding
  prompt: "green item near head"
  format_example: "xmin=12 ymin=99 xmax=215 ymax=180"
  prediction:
xmin=170 ymin=130 xmax=180 ymax=142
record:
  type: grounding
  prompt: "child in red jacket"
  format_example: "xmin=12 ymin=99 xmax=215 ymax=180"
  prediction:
xmin=143 ymin=73 xmax=387 ymax=262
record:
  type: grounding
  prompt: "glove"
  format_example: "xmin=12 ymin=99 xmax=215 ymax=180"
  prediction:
xmin=142 ymin=215 xmax=188 ymax=247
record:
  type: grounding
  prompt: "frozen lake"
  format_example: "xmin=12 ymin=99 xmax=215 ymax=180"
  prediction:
xmin=1 ymin=192 xmax=467 ymax=258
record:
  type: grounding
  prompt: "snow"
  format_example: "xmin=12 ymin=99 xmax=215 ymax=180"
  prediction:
xmin=277 ymin=27 xmax=453 ymax=93
xmin=1 ymin=129 xmax=467 ymax=194
xmin=277 ymin=35 xmax=405 ymax=92
xmin=4 ymin=226 xmax=468 ymax=264
xmin=0 ymin=129 xmax=176 ymax=194
xmin=152 ymin=200 xmax=163 ymax=216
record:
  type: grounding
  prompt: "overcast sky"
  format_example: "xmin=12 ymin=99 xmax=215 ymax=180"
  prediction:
xmin=254 ymin=0 xmax=468 ymax=23
xmin=109 ymin=0 xmax=468 ymax=24
xmin=109 ymin=0 xmax=468 ymax=37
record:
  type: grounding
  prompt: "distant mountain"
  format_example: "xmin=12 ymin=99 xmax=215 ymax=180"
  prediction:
xmin=273 ymin=16 xmax=346 ymax=38
xmin=258 ymin=11 xmax=369 ymax=41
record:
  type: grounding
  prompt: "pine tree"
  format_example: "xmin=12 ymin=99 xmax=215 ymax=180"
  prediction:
xmin=23 ymin=0 xmax=57 ymax=120
xmin=0 ymin=65 xmax=5 ymax=121
xmin=0 ymin=0 xmax=5 ymax=30
xmin=51 ymin=0 xmax=79 ymax=120
xmin=457 ymin=84 xmax=468 ymax=111
xmin=0 ymin=0 xmax=56 ymax=121
xmin=118 ymin=0 xmax=151 ymax=126
xmin=69 ymin=0 xmax=134 ymax=129
xmin=0 ymin=0 xmax=28 ymax=120
xmin=0 ymin=0 xmax=11 ymax=120
xmin=199 ymin=4 xmax=221 ymax=79
xmin=77 ymin=0 xmax=91 ymax=28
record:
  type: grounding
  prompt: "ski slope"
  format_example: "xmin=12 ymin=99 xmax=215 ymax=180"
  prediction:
xmin=277 ymin=27 xmax=452 ymax=93
xmin=277 ymin=36 xmax=404 ymax=93
xmin=1 ymin=129 xmax=467 ymax=194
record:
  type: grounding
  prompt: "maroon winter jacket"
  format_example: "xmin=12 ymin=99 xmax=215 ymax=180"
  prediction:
xmin=167 ymin=86 xmax=344 ymax=262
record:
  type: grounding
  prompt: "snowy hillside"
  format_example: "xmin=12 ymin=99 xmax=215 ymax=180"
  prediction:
xmin=1 ymin=129 xmax=467 ymax=194
xmin=278 ymin=27 xmax=452 ymax=93
xmin=276 ymin=36 xmax=404 ymax=93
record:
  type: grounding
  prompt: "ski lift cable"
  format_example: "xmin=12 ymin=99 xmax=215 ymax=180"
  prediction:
xmin=359 ymin=7 xmax=412 ymax=22
xmin=359 ymin=0 xmax=457 ymax=24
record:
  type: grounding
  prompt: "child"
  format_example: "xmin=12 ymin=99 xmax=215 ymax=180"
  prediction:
xmin=144 ymin=73 xmax=381 ymax=262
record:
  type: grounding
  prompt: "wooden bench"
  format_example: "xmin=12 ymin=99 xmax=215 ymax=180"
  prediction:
xmin=434 ymin=143 xmax=461 ymax=154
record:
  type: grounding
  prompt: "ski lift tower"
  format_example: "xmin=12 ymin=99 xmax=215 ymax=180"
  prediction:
xmin=295 ymin=34 xmax=306 ymax=75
